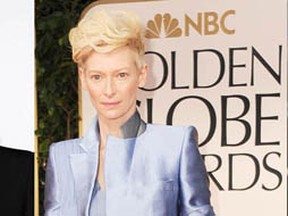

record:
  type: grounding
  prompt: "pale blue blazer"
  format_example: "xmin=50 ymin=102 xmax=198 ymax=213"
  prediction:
xmin=44 ymin=118 xmax=215 ymax=216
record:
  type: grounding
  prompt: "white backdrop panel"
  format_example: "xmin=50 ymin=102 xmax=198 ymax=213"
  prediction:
xmin=0 ymin=0 xmax=34 ymax=152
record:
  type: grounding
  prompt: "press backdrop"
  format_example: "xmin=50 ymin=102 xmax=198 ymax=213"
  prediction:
xmin=80 ymin=0 xmax=287 ymax=215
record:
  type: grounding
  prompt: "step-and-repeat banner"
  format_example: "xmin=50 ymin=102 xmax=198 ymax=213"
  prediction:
xmin=81 ymin=0 xmax=287 ymax=215
xmin=0 ymin=0 xmax=34 ymax=152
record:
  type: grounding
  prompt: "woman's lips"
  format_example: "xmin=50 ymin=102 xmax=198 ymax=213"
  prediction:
xmin=102 ymin=101 xmax=120 ymax=107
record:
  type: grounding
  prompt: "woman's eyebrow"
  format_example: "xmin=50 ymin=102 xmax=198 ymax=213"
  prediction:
xmin=87 ymin=69 xmax=102 ymax=73
xmin=87 ymin=67 xmax=131 ymax=74
xmin=115 ymin=67 xmax=131 ymax=72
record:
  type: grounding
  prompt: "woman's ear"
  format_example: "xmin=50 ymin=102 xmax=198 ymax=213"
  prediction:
xmin=78 ymin=66 xmax=87 ymax=90
xmin=138 ymin=64 xmax=148 ymax=88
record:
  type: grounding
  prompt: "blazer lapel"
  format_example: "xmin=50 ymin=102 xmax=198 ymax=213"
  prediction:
xmin=69 ymin=115 xmax=147 ymax=215
xmin=70 ymin=117 xmax=100 ymax=216
xmin=70 ymin=153 xmax=97 ymax=215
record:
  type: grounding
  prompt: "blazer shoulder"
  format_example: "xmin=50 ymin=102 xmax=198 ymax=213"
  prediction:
xmin=49 ymin=137 xmax=84 ymax=155
xmin=145 ymin=124 xmax=198 ymax=148
xmin=147 ymin=124 xmax=197 ymax=137
xmin=0 ymin=146 xmax=33 ymax=159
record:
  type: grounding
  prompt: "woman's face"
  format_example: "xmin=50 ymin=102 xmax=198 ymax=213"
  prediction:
xmin=79 ymin=46 xmax=147 ymax=123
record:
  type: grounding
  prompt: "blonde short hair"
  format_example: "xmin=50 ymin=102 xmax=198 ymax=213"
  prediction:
xmin=69 ymin=8 xmax=145 ymax=68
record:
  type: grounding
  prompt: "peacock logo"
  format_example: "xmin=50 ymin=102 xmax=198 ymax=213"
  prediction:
xmin=146 ymin=13 xmax=182 ymax=39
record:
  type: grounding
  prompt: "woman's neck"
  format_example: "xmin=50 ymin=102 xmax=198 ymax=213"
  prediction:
xmin=98 ymin=119 xmax=123 ymax=140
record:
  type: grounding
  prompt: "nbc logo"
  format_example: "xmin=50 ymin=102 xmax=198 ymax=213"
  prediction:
xmin=146 ymin=10 xmax=235 ymax=38
xmin=146 ymin=13 xmax=182 ymax=39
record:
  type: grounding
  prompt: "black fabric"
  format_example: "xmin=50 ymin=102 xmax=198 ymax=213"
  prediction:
xmin=0 ymin=146 xmax=34 ymax=216
xmin=120 ymin=110 xmax=146 ymax=138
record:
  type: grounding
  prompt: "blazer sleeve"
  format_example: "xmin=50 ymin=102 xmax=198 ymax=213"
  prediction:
xmin=44 ymin=144 xmax=61 ymax=215
xmin=178 ymin=126 xmax=215 ymax=216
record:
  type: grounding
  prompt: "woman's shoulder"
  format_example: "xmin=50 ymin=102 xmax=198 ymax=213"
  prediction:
xmin=147 ymin=123 xmax=196 ymax=134
xmin=144 ymin=124 xmax=197 ymax=142
xmin=141 ymin=124 xmax=198 ymax=155
xmin=48 ymin=137 xmax=83 ymax=155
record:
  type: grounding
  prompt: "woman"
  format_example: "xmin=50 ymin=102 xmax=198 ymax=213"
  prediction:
xmin=44 ymin=6 xmax=215 ymax=216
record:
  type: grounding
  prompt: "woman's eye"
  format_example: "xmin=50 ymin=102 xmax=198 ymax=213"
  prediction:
xmin=92 ymin=74 xmax=101 ymax=80
xmin=118 ymin=72 xmax=128 ymax=79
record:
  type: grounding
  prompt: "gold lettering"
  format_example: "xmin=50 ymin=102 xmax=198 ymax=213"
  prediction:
xmin=220 ymin=10 xmax=236 ymax=34
xmin=204 ymin=12 xmax=219 ymax=35
xmin=185 ymin=13 xmax=202 ymax=36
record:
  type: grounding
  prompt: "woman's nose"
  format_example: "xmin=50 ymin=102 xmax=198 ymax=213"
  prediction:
xmin=103 ymin=78 xmax=116 ymax=97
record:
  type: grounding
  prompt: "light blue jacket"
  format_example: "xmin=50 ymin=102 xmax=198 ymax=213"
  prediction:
xmin=44 ymin=117 xmax=215 ymax=216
